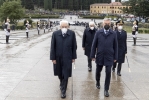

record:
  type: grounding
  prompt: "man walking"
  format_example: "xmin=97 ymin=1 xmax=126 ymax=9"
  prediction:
xmin=50 ymin=20 xmax=77 ymax=98
xmin=112 ymin=20 xmax=127 ymax=76
xmin=90 ymin=18 xmax=118 ymax=97
xmin=82 ymin=21 xmax=97 ymax=71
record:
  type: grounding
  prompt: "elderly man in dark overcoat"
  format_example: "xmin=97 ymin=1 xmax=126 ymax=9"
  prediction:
xmin=82 ymin=21 xmax=97 ymax=71
xmin=50 ymin=20 xmax=77 ymax=98
xmin=112 ymin=20 xmax=127 ymax=76
xmin=90 ymin=18 xmax=118 ymax=97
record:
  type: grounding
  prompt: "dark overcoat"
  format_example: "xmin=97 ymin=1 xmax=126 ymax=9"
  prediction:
xmin=90 ymin=29 xmax=118 ymax=66
xmin=82 ymin=28 xmax=97 ymax=57
xmin=116 ymin=30 xmax=127 ymax=63
xmin=50 ymin=29 xmax=77 ymax=78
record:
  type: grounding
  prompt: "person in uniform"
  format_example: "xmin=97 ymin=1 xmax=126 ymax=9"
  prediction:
xmin=132 ymin=20 xmax=138 ymax=46
xmin=43 ymin=22 xmax=46 ymax=33
xmin=4 ymin=18 xmax=11 ymax=44
xmin=37 ymin=21 xmax=40 ymax=35
xmin=112 ymin=20 xmax=127 ymax=76
xmin=90 ymin=18 xmax=118 ymax=97
xmin=82 ymin=21 xmax=97 ymax=71
xmin=50 ymin=20 xmax=77 ymax=98
xmin=25 ymin=20 xmax=30 ymax=38
xmin=113 ymin=22 xmax=118 ymax=31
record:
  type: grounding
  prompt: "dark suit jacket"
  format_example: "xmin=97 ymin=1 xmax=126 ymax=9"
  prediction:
xmin=50 ymin=29 xmax=77 ymax=78
xmin=82 ymin=27 xmax=97 ymax=57
xmin=90 ymin=29 xmax=118 ymax=66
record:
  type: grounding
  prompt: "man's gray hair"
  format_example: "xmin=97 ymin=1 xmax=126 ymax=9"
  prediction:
xmin=103 ymin=18 xmax=111 ymax=23
xmin=60 ymin=20 xmax=69 ymax=26
xmin=89 ymin=21 xmax=95 ymax=26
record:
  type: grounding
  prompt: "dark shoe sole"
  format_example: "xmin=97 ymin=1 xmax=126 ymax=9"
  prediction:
xmin=61 ymin=94 xmax=66 ymax=98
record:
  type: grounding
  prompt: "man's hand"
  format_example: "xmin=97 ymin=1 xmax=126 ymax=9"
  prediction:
xmin=72 ymin=59 xmax=75 ymax=63
xmin=114 ymin=60 xmax=117 ymax=62
xmin=52 ymin=60 xmax=56 ymax=64
xmin=92 ymin=58 xmax=95 ymax=61
xmin=83 ymin=47 xmax=85 ymax=50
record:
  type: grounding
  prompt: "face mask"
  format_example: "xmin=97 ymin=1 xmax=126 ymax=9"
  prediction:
xmin=61 ymin=28 xmax=67 ymax=33
xmin=118 ymin=26 xmax=123 ymax=30
xmin=90 ymin=27 xmax=94 ymax=30
xmin=104 ymin=24 xmax=110 ymax=30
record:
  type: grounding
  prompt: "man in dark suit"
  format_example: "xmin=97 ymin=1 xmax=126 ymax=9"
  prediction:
xmin=112 ymin=20 xmax=127 ymax=76
xmin=50 ymin=20 xmax=77 ymax=98
xmin=82 ymin=21 xmax=97 ymax=71
xmin=90 ymin=18 xmax=118 ymax=97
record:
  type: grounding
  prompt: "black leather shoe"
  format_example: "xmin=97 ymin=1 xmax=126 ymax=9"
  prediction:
xmin=61 ymin=93 xmax=66 ymax=98
xmin=104 ymin=90 xmax=109 ymax=97
xmin=117 ymin=73 xmax=121 ymax=76
xmin=88 ymin=67 xmax=92 ymax=72
xmin=96 ymin=82 xmax=100 ymax=89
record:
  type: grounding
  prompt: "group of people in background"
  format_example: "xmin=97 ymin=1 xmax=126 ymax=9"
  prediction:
xmin=50 ymin=18 xmax=139 ymax=98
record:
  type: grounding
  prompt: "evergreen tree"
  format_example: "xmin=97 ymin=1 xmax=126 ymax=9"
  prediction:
xmin=68 ymin=0 xmax=73 ymax=10
xmin=24 ymin=0 xmax=34 ymax=10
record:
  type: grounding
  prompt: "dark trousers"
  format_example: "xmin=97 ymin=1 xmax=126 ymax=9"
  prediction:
xmin=6 ymin=35 xmax=10 ymax=43
xmin=133 ymin=37 xmax=137 ymax=45
xmin=113 ymin=62 xmax=122 ymax=73
xmin=26 ymin=32 xmax=28 ymax=38
xmin=96 ymin=64 xmax=112 ymax=90
xmin=87 ymin=57 xmax=92 ymax=68
xmin=58 ymin=76 xmax=68 ymax=94
xmin=44 ymin=29 xmax=45 ymax=33
xmin=58 ymin=58 xmax=68 ymax=94
xmin=38 ymin=30 xmax=40 ymax=35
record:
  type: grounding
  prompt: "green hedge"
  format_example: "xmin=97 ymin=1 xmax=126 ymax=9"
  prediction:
xmin=81 ymin=16 xmax=104 ymax=19
xmin=0 ymin=26 xmax=25 ymax=30
xmin=138 ymin=30 xmax=143 ymax=33
xmin=16 ymin=26 xmax=25 ymax=30
xmin=0 ymin=26 xmax=3 ymax=30
xmin=138 ymin=30 xmax=149 ymax=34
xmin=24 ymin=15 xmax=60 ymax=18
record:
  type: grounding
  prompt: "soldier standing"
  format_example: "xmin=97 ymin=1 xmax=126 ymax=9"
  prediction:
xmin=43 ymin=22 xmax=46 ymax=33
xmin=112 ymin=20 xmax=127 ymax=76
xmin=37 ymin=21 xmax=40 ymax=35
xmin=25 ymin=20 xmax=30 ymax=38
xmin=132 ymin=20 xmax=138 ymax=46
xmin=4 ymin=18 xmax=11 ymax=44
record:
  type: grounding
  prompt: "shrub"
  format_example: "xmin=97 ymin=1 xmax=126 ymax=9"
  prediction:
xmin=81 ymin=16 xmax=104 ymax=19
xmin=0 ymin=26 xmax=3 ymax=30
xmin=24 ymin=15 xmax=60 ymax=18
xmin=16 ymin=26 xmax=25 ymax=30
xmin=138 ymin=30 xmax=143 ymax=33
xmin=144 ymin=30 xmax=149 ymax=34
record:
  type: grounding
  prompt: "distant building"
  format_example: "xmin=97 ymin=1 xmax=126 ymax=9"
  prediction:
xmin=90 ymin=2 xmax=130 ymax=14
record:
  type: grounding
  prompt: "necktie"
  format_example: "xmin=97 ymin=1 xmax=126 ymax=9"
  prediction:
xmin=63 ymin=33 xmax=66 ymax=37
xmin=105 ymin=31 xmax=108 ymax=34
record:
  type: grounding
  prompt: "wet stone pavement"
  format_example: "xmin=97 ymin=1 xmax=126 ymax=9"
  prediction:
xmin=0 ymin=16 xmax=149 ymax=100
